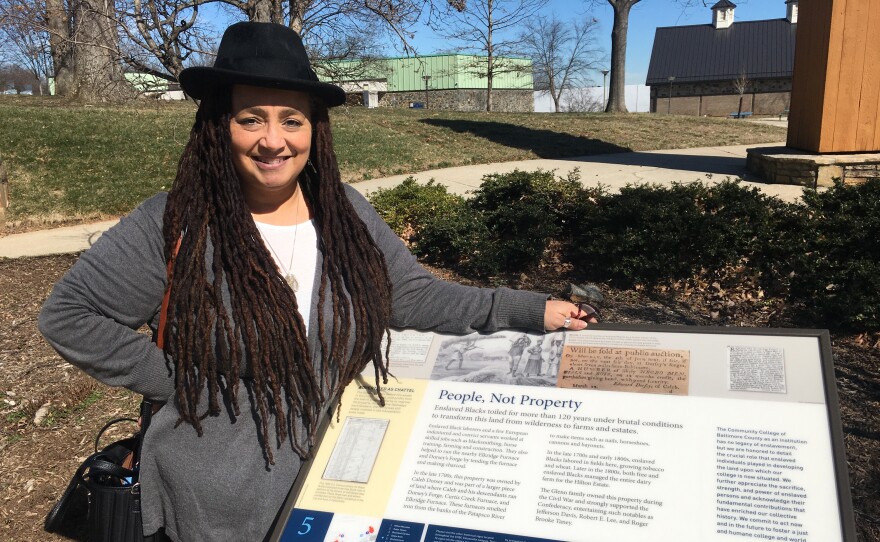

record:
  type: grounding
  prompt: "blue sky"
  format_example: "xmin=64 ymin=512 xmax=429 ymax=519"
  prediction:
xmin=397 ymin=0 xmax=792 ymax=85
xmin=205 ymin=0 xmax=792 ymax=86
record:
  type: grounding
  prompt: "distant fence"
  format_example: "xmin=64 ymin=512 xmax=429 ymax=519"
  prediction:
xmin=534 ymin=85 xmax=651 ymax=113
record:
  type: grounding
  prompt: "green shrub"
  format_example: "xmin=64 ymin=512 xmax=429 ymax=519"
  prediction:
xmin=414 ymin=204 xmax=489 ymax=268
xmin=368 ymin=178 xmax=478 ymax=268
xmin=368 ymin=178 xmax=464 ymax=238
xmin=750 ymin=198 xmax=811 ymax=296
xmin=785 ymin=179 xmax=880 ymax=330
xmin=467 ymin=169 xmax=592 ymax=275
xmin=574 ymin=183 xmax=703 ymax=285
xmin=371 ymin=172 xmax=880 ymax=331
xmin=696 ymin=180 xmax=784 ymax=272
xmin=568 ymin=181 xmax=770 ymax=285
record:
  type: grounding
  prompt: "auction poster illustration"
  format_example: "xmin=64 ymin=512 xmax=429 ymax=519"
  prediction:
xmin=271 ymin=325 xmax=855 ymax=542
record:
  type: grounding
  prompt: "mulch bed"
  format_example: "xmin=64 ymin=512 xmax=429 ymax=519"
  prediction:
xmin=1 ymin=254 xmax=877 ymax=541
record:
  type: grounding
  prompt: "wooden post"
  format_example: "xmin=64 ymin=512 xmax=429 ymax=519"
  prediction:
xmin=787 ymin=0 xmax=880 ymax=153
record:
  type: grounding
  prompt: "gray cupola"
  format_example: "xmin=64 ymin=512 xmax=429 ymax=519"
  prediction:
xmin=786 ymin=0 xmax=798 ymax=24
xmin=712 ymin=0 xmax=736 ymax=29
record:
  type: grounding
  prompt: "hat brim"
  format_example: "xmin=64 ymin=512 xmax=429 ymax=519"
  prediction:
xmin=179 ymin=66 xmax=347 ymax=106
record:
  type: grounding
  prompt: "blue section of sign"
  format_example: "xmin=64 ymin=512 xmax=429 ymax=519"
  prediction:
xmin=425 ymin=524 xmax=564 ymax=542
xmin=279 ymin=509 xmax=334 ymax=542
xmin=375 ymin=518 xmax=425 ymax=542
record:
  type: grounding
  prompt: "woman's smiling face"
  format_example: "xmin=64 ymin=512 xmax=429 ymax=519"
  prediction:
xmin=229 ymin=84 xmax=312 ymax=205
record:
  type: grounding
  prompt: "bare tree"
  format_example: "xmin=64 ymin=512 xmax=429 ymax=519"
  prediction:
xmin=4 ymin=0 xmax=133 ymax=101
xmin=116 ymin=0 xmax=423 ymax=83
xmin=562 ymin=88 xmax=603 ymax=111
xmin=520 ymin=14 xmax=603 ymax=113
xmin=0 ymin=1 xmax=53 ymax=94
xmin=434 ymin=0 xmax=548 ymax=111
xmin=307 ymin=27 xmax=386 ymax=82
xmin=0 ymin=63 xmax=42 ymax=92
xmin=733 ymin=69 xmax=749 ymax=118
xmin=116 ymin=0 xmax=216 ymax=81
xmin=587 ymin=0 xmax=709 ymax=113
xmin=298 ymin=0 xmax=420 ymax=60
xmin=1 ymin=0 xmax=428 ymax=101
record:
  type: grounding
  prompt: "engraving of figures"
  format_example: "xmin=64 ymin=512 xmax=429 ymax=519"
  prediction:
xmin=508 ymin=334 xmax=531 ymax=375
xmin=430 ymin=331 xmax=565 ymax=387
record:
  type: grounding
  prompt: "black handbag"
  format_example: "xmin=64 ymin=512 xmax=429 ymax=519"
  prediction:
xmin=45 ymin=404 xmax=155 ymax=541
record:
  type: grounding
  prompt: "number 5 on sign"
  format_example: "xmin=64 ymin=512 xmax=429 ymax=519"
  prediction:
xmin=280 ymin=509 xmax=333 ymax=541
xmin=298 ymin=517 xmax=314 ymax=535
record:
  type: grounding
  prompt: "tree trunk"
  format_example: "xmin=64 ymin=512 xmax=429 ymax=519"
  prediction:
xmin=72 ymin=0 xmax=128 ymax=102
xmin=249 ymin=0 xmax=284 ymax=23
xmin=289 ymin=0 xmax=310 ymax=31
xmin=606 ymin=0 xmax=635 ymax=113
xmin=0 ymin=151 xmax=8 ymax=229
xmin=737 ymin=94 xmax=743 ymax=117
xmin=45 ymin=0 xmax=75 ymax=96
xmin=45 ymin=0 xmax=129 ymax=101
xmin=485 ymin=0 xmax=494 ymax=112
xmin=487 ymin=55 xmax=494 ymax=112
xmin=551 ymin=83 xmax=560 ymax=113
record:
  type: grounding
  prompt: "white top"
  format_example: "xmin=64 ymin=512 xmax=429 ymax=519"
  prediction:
xmin=254 ymin=219 xmax=319 ymax=334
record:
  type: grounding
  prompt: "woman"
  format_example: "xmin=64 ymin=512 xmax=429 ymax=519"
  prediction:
xmin=523 ymin=338 xmax=545 ymax=377
xmin=39 ymin=22 xmax=595 ymax=541
xmin=546 ymin=332 xmax=565 ymax=377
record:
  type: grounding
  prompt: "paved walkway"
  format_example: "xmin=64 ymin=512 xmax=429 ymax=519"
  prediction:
xmin=0 ymin=142 xmax=810 ymax=259
xmin=353 ymin=142 xmax=804 ymax=200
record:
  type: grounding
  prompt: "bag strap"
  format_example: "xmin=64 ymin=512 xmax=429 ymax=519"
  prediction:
xmin=94 ymin=417 xmax=138 ymax=453
xmin=128 ymin=236 xmax=181 ymax=464
xmin=93 ymin=418 xmax=142 ymax=481
xmin=97 ymin=236 xmax=183 ymax=481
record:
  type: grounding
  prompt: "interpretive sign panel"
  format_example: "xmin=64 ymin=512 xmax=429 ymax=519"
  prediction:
xmin=270 ymin=325 xmax=855 ymax=542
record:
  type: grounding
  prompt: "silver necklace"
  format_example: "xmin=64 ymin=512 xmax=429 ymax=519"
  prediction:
xmin=259 ymin=193 xmax=303 ymax=291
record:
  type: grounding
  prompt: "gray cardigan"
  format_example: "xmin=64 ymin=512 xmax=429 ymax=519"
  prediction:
xmin=39 ymin=186 xmax=548 ymax=541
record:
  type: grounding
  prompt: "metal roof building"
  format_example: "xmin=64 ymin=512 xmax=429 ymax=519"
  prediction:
xmin=645 ymin=0 xmax=798 ymax=116
xmin=646 ymin=19 xmax=797 ymax=86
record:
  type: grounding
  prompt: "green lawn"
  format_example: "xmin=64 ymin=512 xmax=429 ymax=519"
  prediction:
xmin=0 ymin=96 xmax=786 ymax=229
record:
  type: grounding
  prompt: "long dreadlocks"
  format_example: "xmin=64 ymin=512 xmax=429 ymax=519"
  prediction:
xmin=161 ymin=88 xmax=393 ymax=463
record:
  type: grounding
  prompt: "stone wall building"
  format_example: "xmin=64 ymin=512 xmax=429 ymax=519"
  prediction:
xmin=327 ymin=55 xmax=534 ymax=112
xmin=646 ymin=0 xmax=798 ymax=117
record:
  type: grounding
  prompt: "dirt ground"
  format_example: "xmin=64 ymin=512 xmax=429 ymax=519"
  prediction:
xmin=1 ymin=254 xmax=878 ymax=541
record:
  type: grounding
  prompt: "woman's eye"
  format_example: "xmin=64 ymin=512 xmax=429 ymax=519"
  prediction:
xmin=236 ymin=117 xmax=260 ymax=128
xmin=283 ymin=119 xmax=303 ymax=128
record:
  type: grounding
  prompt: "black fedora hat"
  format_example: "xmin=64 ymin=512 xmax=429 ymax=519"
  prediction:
xmin=178 ymin=22 xmax=346 ymax=106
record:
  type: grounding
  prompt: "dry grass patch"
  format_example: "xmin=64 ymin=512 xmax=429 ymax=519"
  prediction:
xmin=2 ymin=96 xmax=785 ymax=229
